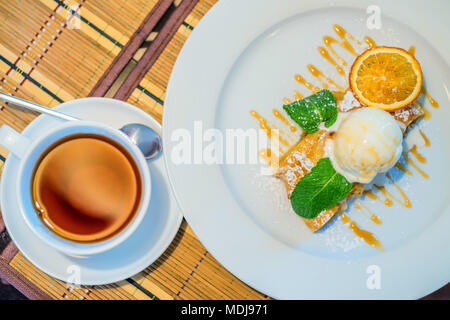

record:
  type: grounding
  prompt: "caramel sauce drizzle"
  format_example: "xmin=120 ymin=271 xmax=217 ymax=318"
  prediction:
xmin=395 ymin=162 xmax=413 ymax=176
xmin=404 ymin=154 xmax=429 ymax=179
xmin=282 ymin=92 xmax=304 ymax=107
xmin=386 ymin=173 xmax=412 ymax=207
xmin=317 ymin=46 xmax=345 ymax=76
xmin=323 ymin=36 xmax=347 ymax=65
xmin=371 ymin=172 xmax=412 ymax=208
xmin=259 ymin=148 xmax=277 ymax=166
xmin=364 ymin=190 xmax=378 ymax=200
xmin=272 ymin=109 xmax=297 ymax=132
xmin=250 ymin=110 xmax=271 ymax=137
xmin=370 ymin=213 xmax=383 ymax=225
xmin=295 ymin=74 xmax=321 ymax=93
xmin=322 ymin=24 xmax=360 ymax=68
xmin=293 ymin=90 xmax=304 ymax=100
xmin=259 ymin=148 xmax=282 ymax=174
xmin=364 ymin=36 xmax=376 ymax=49
xmin=373 ymin=184 xmax=411 ymax=208
xmin=250 ymin=110 xmax=290 ymax=151
xmin=341 ymin=213 xmax=385 ymax=251
xmin=283 ymin=97 xmax=292 ymax=104
xmin=355 ymin=200 xmax=382 ymax=224
xmin=364 ymin=189 xmax=393 ymax=207
xmin=331 ymin=90 xmax=346 ymax=101
xmin=421 ymin=87 xmax=439 ymax=108
xmin=259 ymin=148 xmax=270 ymax=164
xmin=395 ymin=136 xmax=431 ymax=179
xmin=341 ymin=212 xmax=351 ymax=224
xmin=423 ymin=108 xmax=432 ymax=120
xmin=414 ymin=101 xmax=431 ymax=119
xmin=296 ymin=25 xmax=363 ymax=96
xmin=334 ymin=24 xmax=362 ymax=47
xmin=409 ymin=145 xmax=426 ymax=163
xmin=419 ymin=130 xmax=430 ymax=147
xmin=307 ymin=64 xmax=345 ymax=92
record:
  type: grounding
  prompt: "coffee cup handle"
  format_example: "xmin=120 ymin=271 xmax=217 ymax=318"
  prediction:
xmin=0 ymin=125 xmax=31 ymax=159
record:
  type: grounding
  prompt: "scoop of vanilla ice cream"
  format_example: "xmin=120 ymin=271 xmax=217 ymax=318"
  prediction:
xmin=328 ymin=107 xmax=403 ymax=183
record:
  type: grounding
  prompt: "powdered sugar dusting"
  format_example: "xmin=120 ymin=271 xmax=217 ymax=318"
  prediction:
xmin=283 ymin=151 xmax=314 ymax=197
xmin=277 ymin=131 xmax=328 ymax=196
xmin=393 ymin=101 xmax=422 ymax=122
xmin=338 ymin=90 xmax=361 ymax=112
xmin=323 ymin=214 xmax=365 ymax=252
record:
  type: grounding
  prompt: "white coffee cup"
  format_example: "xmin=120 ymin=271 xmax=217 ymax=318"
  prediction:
xmin=0 ymin=120 xmax=151 ymax=256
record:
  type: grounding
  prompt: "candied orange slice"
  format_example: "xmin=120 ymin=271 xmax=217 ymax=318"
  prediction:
xmin=349 ymin=46 xmax=422 ymax=111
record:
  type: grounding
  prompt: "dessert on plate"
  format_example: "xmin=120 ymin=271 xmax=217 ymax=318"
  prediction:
xmin=277 ymin=94 xmax=422 ymax=233
xmin=251 ymin=26 xmax=437 ymax=250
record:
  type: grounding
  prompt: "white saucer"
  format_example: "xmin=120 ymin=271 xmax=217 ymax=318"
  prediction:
xmin=0 ymin=98 xmax=183 ymax=285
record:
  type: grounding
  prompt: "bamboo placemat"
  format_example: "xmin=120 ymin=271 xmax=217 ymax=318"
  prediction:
xmin=0 ymin=0 xmax=269 ymax=300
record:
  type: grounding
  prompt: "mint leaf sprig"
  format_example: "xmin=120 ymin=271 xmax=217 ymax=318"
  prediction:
xmin=290 ymin=157 xmax=352 ymax=219
xmin=283 ymin=89 xmax=338 ymax=134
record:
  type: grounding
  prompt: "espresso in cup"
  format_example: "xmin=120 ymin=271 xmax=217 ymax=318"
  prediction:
xmin=31 ymin=134 xmax=142 ymax=243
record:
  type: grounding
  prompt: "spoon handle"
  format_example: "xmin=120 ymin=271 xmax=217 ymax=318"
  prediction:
xmin=0 ymin=92 xmax=79 ymax=121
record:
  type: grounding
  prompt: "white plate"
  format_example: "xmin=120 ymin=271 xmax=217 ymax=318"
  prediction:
xmin=163 ymin=0 xmax=450 ymax=298
xmin=1 ymin=98 xmax=183 ymax=285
